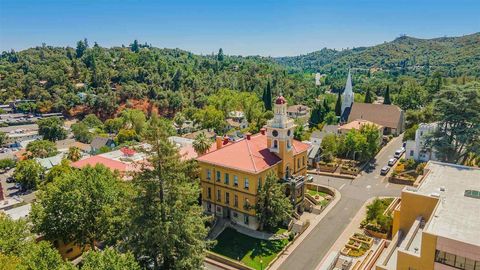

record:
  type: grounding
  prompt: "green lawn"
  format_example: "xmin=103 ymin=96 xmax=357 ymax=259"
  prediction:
xmin=307 ymin=189 xmax=328 ymax=197
xmin=212 ymin=227 xmax=289 ymax=270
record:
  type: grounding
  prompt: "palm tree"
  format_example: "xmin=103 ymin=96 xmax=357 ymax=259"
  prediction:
xmin=67 ymin=146 xmax=81 ymax=162
xmin=192 ymin=133 xmax=211 ymax=156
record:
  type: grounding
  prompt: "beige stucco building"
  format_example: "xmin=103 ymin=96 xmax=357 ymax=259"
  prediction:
xmin=375 ymin=161 xmax=480 ymax=270
xmin=197 ymin=96 xmax=309 ymax=230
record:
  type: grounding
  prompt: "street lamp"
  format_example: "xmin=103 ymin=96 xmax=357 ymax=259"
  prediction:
xmin=260 ymin=259 xmax=263 ymax=270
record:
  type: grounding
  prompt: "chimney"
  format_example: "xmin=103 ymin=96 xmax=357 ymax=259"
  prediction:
xmin=216 ymin=135 xmax=223 ymax=149
xmin=223 ymin=136 xmax=229 ymax=145
xmin=245 ymin=132 xmax=252 ymax=140
xmin=260 ymin=128 xmax=266 ymax=135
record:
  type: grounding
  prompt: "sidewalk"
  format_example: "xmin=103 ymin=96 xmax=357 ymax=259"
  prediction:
xmin=269 ymin=186 xmax=342 ymax=270
xmin=230 ymin=222 xmax=285 ymax=240
xmin=207 ymin=217 xmax=228 ymax=240
xmin=314 ymin=197 xmax=378 ymax=270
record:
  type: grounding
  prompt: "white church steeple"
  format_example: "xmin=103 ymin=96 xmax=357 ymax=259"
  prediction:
xmin=341 ymin=70 xmax=354 ymax=116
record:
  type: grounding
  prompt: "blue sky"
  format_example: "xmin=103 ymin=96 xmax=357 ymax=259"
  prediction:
xmin=1 ymin=0 xmax=479 ymax=56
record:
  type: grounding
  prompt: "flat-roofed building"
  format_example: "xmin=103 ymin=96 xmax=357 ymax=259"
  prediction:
xmin=375 ymin=161 xmax=480 ymax=270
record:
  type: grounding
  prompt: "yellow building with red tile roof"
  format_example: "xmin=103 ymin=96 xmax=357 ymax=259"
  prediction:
xmin=197 ymin=96 xmax=309 ymax=230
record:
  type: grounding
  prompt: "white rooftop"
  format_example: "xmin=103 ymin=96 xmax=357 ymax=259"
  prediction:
xmin=415 ymin=161 xmax=480 ymax=246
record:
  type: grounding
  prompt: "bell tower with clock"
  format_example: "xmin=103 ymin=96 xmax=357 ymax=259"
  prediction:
xmin=267 ymin=95 xmax=296 ymax=179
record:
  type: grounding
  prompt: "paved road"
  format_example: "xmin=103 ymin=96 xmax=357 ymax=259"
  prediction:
xmin=278 ymin=135 xmax=405 ymax=270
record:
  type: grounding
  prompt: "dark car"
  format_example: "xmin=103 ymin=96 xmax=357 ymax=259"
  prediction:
xmin=380 ymin=166 xmax=390 ymax=175
xmin=6 ymin=176 xmax=15 ymax=183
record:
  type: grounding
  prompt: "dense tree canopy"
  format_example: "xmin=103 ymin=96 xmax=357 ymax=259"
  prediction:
xmin=37 ymin=117 xmax=67 ymax=141
xmin=31 ymin=165 xmax=127 ymax=249
xmin=26 ymin=139 xmax=58 ymax=158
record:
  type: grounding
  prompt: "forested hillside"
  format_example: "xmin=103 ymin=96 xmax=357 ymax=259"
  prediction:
xmin=0 ymin=41 xmax=317 ymax=119
xmin=276 ymin=33 xmax=480 ymax=77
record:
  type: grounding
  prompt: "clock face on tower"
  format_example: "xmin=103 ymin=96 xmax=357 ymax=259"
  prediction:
xmin=272 ymin=130 xmax=278 ymax=137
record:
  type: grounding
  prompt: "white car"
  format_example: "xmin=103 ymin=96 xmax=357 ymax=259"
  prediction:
xmin=380 ymin=166 xmax=390 ymax=175
xmin=388 ymin=158 xmax=398 ymax=166
xmin=394 ymin=149 xmax=404 ymax=158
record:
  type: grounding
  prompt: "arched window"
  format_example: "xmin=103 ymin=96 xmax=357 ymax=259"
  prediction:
xmin=274 ymin=140 xmax=278 ymax=148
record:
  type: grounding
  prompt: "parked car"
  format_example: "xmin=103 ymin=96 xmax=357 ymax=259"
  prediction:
xmin=14 ymin=183 xmax=22 ymax=189
xmin=380 ymin=166 xmax=390 ymax=175
xmin=6 ymin=176 xmax=15 ymax=183
xmin=388 ymin=158 xmax=398 ymax=166
xmin=307 ymin=175 xmax=314 ymax=182
xmin=394 ymin=149 xmax=404 ymax=158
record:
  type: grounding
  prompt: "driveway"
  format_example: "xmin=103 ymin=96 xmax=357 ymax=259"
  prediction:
xmin=277 ymin=135 xmax=405 ymax=270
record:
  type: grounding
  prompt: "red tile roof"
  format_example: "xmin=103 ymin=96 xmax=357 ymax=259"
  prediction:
xmin=197 ymin=133 xmax=309 ymax=173
xmin=71 ymin=155 xmax=131 ymax=172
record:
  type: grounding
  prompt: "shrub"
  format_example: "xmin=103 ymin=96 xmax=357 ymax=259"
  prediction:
xmin=288 ymin=232 xmax=295 ymax=241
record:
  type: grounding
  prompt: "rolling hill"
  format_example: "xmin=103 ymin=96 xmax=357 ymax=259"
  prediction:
xmin=276 ymin=32 xmax=480 ymax=77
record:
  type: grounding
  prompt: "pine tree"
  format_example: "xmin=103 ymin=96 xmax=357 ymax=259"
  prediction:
xmin=309 ymin=105 xmax=320 ymax=128
xmin=364 ymin=89 xmax=372 ymax=103
xmin=384 ymin=86 xmax=391 ymax=105
xmin=217 ymin=48 xmax=224 ymax=61
xmin=125 ymin=115 xmax=210 ymax=269
xmin=335 ymin=91 xmax=342 ymax=116
xmin=264 ymin=81 xmax=272 ymax=111
xmin=323 ymin=98 xmax=330 ymax=113
xmin=131 ymin=40 xmax=140 ymax=53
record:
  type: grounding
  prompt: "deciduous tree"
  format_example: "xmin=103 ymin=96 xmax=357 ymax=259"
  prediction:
xmin=13 ymin=159 xmax=44 ymax=190
xmin=256 ymin=172 xmax=292 ymax=231
xmin=81 ymin=249 xmax=140 ymax=270
xmin=26 ymin=140 xmax=58 ymax=158
xmin=31 ymin=165 xmax=126 ymax=250
xmin=38 ymin=117 xmax=67 ymax=141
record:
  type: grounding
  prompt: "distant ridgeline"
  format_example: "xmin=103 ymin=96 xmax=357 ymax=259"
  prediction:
xmin=275 ymin=33 xmax=480 ymax=78
xmin=0 ymin=33 xmax=478 ymax=118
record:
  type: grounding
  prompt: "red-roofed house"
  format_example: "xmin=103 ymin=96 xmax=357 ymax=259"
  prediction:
xmin=197 ymin=96 xmax=309 ymax=230
xmin=71 ymin=147 xmax=144 ymax=179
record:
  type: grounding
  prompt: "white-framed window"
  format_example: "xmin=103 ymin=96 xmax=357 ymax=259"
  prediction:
xmin=244 ymin=177 xmax=249 ymax=189
xmin=217 ymin=190 xmax=221 ymax=202
xmin=234 ymin=175 xmax=238 ymax=186
xmin=224 ymin=173 xmax=229 ymax=185
xmin=206 ymin=169 xmax=211 ymax=180
xmin=216 ymin=171 xmax=221 ymax=182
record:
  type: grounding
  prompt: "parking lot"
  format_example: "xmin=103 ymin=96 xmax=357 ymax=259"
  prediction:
xmin=0 ymin=169 xmax=36 ymax=203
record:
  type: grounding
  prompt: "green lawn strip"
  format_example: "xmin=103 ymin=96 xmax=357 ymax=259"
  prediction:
xmin=307 ymin=189 xmax=328 ymax=197
xmin=212 ymin=227 xmax=289 ymax=270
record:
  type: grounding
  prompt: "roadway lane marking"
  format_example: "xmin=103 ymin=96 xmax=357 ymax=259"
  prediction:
xmin=366 ymin=185 xmax=371 ymax=189
xmin=339 ymin=184 xmax=346 ymax=190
